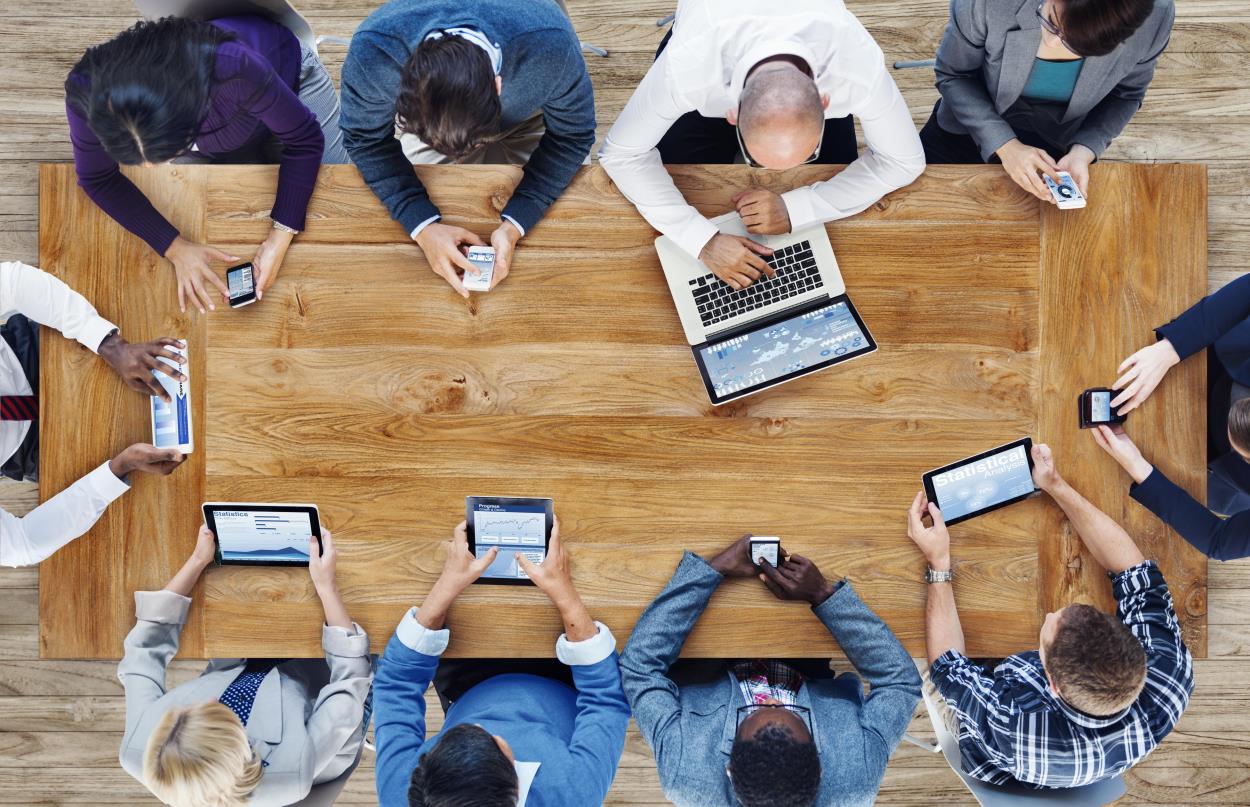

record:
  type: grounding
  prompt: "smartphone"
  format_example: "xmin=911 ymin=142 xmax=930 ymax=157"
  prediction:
xmin=1044 ymin=171 xmax=1087 ymax=210
xmin=1079 ymin=387 xmax=1127 ymax=429
xmin=464 ymin=246 xmax=496 ymax=293
xmin=749 ymin=536 xmax=781 ymax=567
xmin=226 ymin=262 xmax=257 ymax=308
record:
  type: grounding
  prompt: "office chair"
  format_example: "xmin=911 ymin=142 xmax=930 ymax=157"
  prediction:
xmin=920 ymin=687 xmax=1127 ymax=807
xmin=132 ymin=0 xmax=346 ymax=54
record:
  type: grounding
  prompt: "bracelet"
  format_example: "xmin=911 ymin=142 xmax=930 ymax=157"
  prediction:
xmin=925 ymin=566 xmax=953 ymax=584
xmin=271 ymin=219 xmax=300 ymax=235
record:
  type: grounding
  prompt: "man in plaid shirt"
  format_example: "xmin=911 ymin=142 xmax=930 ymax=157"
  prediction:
xmin=906 ymin=443 xmax=1194 ymax=788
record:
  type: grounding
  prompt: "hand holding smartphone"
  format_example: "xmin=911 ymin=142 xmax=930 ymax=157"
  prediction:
xmin=463 ymin=246 xmax=496 ymax=292
xmin=226 ymin=262 xmax=257 ymax=308
xmin=1079 ymin=387 xmax=1128 ymax=429
xmin=749 ymin=536 xmax=780 ymax=567
xmin=1044 ymin=171 xmax=1087 ymax=210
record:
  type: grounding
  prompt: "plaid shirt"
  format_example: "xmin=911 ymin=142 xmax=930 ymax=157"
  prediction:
xmin=732 ymin=660 xmax=805 ymax=706
xmin=930 ymin=561 xmax=1193 ymax=788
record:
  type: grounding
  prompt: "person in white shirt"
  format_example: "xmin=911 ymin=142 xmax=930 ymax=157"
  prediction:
xmin=0 ymin=260 xmax=186 ymax=567
xmin=599 ymin=0 xmax=925 ymax=291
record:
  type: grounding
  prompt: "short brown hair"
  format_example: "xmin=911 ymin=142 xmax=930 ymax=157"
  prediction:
xmin=1057 ymin=0 xmax=1155 ymax=57
xmin=396 ymin=34 xmax=501 ymax=161
xmin=1228 ymin=398 xmax=1250 ymax=453
xmin=1044 ymin=604 xmax=1146 ymax=715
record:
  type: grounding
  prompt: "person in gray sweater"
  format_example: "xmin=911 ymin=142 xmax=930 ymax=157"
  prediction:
xmin=921 ymin=0 xmax=1173 ymax=204
xmin=620 ymin=536 xmax=921 ymax=807
xmin=340 ymin=0 xmax=595 ymax=299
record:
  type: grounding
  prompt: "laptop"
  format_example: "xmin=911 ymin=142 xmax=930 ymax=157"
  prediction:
xmin=656 ymin=213 xmax=876 ymax=405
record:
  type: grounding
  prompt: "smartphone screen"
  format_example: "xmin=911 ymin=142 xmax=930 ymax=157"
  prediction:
xmin=750 ymin=538 xmax=780 ymax=567
xmin=1089 ymin=390 xmax=1112 ymax=422
xmin=227 ymin=263 xmax=256 ymax=307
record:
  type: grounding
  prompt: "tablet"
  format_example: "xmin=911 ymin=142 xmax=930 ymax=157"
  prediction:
xmin=465 ymin=496 xmax=554 ymax=585
xmin=922 ymin=438 xmax=1036 ymax=526
xmin=692 ymin=295 xmax=876 ymax=405
xmin=202 ymin=503 xmax=322 ymax=566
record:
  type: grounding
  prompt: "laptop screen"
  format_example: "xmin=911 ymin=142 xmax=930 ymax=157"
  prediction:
xmin=692 ymin=295 xmax=876 ymax=404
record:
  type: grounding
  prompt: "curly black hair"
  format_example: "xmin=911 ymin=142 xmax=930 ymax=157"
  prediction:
xmin=728 ymin=722 xmax=821 ymax=807
xmin=408 ymin=724 xmax=517 ymax=807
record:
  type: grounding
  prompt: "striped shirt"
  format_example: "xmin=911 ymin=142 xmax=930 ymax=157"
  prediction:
xmin=930 ymin=561 xmax=1193 ymax=788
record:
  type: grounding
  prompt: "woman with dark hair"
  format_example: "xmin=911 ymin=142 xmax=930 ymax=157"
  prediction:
xmin=1093 ymin=273 xmax=1250 ymax=561
xmin=66 ymin=15 xmax=348 ymax=314
xmin=920 ymin=0 xmax=1174 ymax=203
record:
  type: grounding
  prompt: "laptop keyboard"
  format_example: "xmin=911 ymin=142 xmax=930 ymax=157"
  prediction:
xmin=689 ymin=240 xmax=824 ymax=328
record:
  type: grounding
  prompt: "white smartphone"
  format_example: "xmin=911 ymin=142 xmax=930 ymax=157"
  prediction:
xmin=464 ymin=246 xmax=496 ymax=292
xmin=749 ymin=536 xmax=781 ymax=567
xmin=1044 ymin=171 xmax=1087 ymax=210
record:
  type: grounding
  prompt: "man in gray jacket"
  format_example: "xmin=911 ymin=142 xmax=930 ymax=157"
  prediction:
xmin=620 ymin=535 xmax=920 ymax=807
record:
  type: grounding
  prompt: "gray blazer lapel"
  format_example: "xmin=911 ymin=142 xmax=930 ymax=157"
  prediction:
xmin=1063 ymin=44 xmax=1126 ymax=122
xmin=245 ymin=668 xmax=285 ymax=749
xmin=998 ymin=2 xmax=1042 ymax=113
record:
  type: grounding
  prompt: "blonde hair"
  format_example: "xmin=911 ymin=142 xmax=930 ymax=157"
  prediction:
xmin=143 ymin=702 xmax=263 ymax=807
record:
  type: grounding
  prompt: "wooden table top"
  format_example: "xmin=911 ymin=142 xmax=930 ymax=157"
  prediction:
xmin=37 ymin=162 xmax=1208 ymax=660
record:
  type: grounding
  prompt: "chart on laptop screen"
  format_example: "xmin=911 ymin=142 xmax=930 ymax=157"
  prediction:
xmin=700 ymin=300 xmax=869 ymax=398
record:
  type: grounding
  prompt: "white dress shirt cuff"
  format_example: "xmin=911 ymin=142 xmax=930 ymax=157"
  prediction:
xmin=85 ymin=461 xmax=132 ymax=500
xmin=556 ymin=621 xmax=616 ymax=666
xmin=500 ymin=215 xmax=527 ymax=238
xmin=134 ymin=589 xmax=193 ymax=625
xmin=678 ymin=217 xmax=721 ymax=262
xmin=779 ymin=187 xmax=821 ymax=233
xmin=396 ymin=607 xmax=450 ymax=656
xmin=79 ymin=318 xmax=118 ymax=353
xmin=409 ymin=215 xmax=443 ymax=241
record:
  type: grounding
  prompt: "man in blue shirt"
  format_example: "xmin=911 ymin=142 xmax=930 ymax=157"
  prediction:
xmin=620 ymin=535 xmax=921 ymax=807
xmin=373 ymin=519 xmax=629 ymax=806
xmin=907 ymin=442 xmax=1193 ymax=788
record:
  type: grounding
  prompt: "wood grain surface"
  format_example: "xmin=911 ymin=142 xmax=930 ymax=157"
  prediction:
xmin=37 ymin=161 xmax=1206 ymax=660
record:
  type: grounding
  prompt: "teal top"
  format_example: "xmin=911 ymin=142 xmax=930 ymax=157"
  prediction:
xmin=1020 ymin=57 xmax=1085 ymax=103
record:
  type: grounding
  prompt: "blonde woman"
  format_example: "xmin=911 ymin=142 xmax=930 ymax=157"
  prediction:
xmin=118 ymin=525 xmax=373 ymax=806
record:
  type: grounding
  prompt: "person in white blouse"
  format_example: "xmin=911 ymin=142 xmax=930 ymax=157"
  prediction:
xmin=0 ymin=260 xmax=186 ymax=567
xmin=599 ymin=0 xmax=925 ymax=290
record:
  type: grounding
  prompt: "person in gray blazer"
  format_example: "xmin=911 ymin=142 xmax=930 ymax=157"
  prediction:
xmin=118 ymin=526 xmax=373 ymax=807
xmin=921 ymin=0 xmax=1174 ymax=203
xmin=620 ymin=535 xmax=921 ymax=807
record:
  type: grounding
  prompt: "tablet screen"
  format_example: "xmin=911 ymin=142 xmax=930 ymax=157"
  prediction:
xmin=470 ymin=500 xmax=548 ymax=581
xmin=926 ymin=440 xmax=1036 ymax=524
xmin=213 ymin=508 xmax=317 ymax=564
xmin=695 ymin=296 xmax=875 ymax=403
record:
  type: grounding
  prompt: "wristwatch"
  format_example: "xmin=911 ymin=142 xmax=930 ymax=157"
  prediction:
xmin=925 ymin=566 xmax=953 ymax=584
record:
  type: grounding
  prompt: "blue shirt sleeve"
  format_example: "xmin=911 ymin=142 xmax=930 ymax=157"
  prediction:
xmin=1130 ymin=467 xmax=1250 ymax=561
xmin=562 ymin=653 xmax=632 ymax=804
xmin=373 ymin=631 xmax=439 ymax=807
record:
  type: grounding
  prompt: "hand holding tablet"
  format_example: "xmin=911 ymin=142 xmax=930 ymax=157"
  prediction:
xmin=466 ymin=496 xmax=555 ymax=585
xmin=202 ymin=503 xmax=323 ymax=566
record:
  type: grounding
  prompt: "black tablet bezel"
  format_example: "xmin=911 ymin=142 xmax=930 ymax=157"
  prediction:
xmin=465 ymin=496 xmax=555 ymax=586
xmin=921 ymin=438 xmax=1036 ymax=526
xmin=202 ymin=502 xmax=322 ymax=566
xmin=691 ymin=294 xmax=877 ymax=405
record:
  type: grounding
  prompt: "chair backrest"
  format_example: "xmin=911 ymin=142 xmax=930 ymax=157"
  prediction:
xmin=920 ymin=687 xmax=1128 ymax=807
xmin=132 ymin=0 xmax=316 ymax=52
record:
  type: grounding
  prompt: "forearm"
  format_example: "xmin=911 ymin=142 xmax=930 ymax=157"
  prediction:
xmin=317 ymin=583 xmax=353 ymax=630
xmin=416 ymin=577 xmax=464 ymax=630
xmin=553 ymin=590 xmax=597 ymax=642
xmin=1048 ymin=480 xmax=1147 ymax=572
xmin=924 ymin=579 xmax=965 ymax=666
xmin=164 ymin=556 xmax=210 ymax=597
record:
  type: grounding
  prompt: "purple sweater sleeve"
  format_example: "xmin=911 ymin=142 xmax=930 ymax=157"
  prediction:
xmin=66 ymin=79 xmax=182 ymax=256
xmin=215 ymin=45 xmax=323 ymax=231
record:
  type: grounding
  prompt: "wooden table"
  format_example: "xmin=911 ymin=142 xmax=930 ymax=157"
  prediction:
xmin=37 ymin=162 xmax=1208 ymax=660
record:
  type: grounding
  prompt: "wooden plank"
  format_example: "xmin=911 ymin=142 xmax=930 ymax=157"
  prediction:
xmin=37 ymin=164 xmax=208 ymax=660
xmin=1037 ymin=164 xmax=1209 ymax=655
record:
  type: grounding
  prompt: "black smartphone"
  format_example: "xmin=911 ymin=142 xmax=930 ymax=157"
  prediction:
xmin=1079 ymin=387 xmax=1127 ymax=429
xmin=226 ymin=262 xmax=257 ymax=308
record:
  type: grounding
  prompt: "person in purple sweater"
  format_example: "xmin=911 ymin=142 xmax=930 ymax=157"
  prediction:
xmin=65 ymin=16 xmax=347 ymax=314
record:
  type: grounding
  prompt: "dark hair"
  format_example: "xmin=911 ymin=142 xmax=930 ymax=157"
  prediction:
xmin=408 ymin=724 xmax=517 ymax=807
xmin=728 ymin=723 xmax=821 ymax=807
xmin=1228 ymin=398 xmax=1250 ymax=453
xmin=396 ymin=33 xmax=501 ymax=161
xmin=1045 ymin=604 xmax=1147 ymax=715
xmin=65 ymin=17 xmax=238 ymax=165
xmin=1056 ymin=0 xmax=1155 ymax=57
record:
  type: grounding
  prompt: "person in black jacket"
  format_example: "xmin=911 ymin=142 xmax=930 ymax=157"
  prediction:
xmin=1093 ymin=274 xmax=1250 ymax=560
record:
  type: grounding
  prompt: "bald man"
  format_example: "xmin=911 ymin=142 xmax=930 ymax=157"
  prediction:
xmin=600 ymin=0 xmax=924 ymax=290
